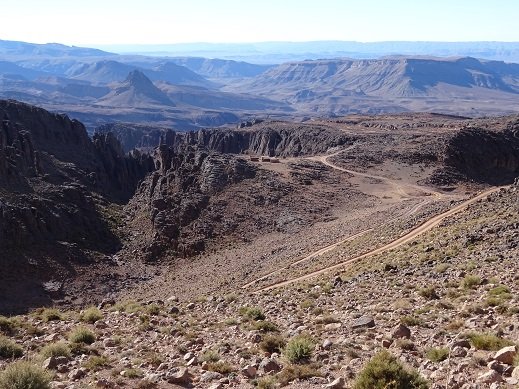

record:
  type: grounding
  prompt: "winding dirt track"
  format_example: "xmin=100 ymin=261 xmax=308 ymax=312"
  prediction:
xmin=253 ymin=186 xmax=502 ymax=293
xmin=244 ymin=150 xmax=504 ymax=293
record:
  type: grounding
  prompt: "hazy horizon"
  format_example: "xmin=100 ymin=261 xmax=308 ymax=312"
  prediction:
xmin=1 ymin=0 xmax=518 ymax=46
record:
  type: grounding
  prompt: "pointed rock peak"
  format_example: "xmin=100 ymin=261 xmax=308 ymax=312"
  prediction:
xmin=125 ymin=70 xmax=153 ymax=87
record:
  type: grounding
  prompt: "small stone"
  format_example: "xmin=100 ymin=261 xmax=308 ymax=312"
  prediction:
xmin=325 ymin=322 xmax=342 ymax=331
xmin=322 ymin=339 xmax=333 ymax=350
xmin=477 ymin=370 xmax=504 ymax=384
xmin=208 ymin=384 xmax=223 ymax=389
xmin=242 ymin=365 xmax=257 ymax=378
xmin=494 ymin=345 xmax=517 ymax=365
xmin=42 ymin=356 xmax=59 ymax=370
xmin=167 ymin=295 xmax=179 ymax=303
xmin=186 ymin=302 xmax=196 ymax=310
xmin=352 ymin=316 xmax=375 ymax=329
xmin=382 ymin=339 xmax=393 ymax=348
xmin=103 ymin=338 xmax=118 ymax=347
xmin=69 ymin=368 xmax=87 ymax=380
xmin=326 ymin=377 xmax=345 ymax=388
xmin=50 ymin=382 xmax=67 ymax=389
xmin=96 ymin=379 xmax=114 ymax=388
xmin=187 ymin=357 xmax=198 ymax=366
xmin=512 ymin=366 xmax=519 ymax=379
xmin=451 ymin=346 xmax=467 ymax=358
xmin=391 ymin=324 xmax=411 ymax=339
xmin=44 ymin=333 xmax=60 ymax=342
xmin=259 ymin=358 xmax=281 ymax=373
xmin=168 ymin=367 xmax=193 ymax=385
xmin=169 ymin=306 xmax=180 ymax=315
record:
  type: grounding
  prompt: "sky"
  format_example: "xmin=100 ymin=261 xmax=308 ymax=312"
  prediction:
xmin=1 ymin=0 xmax=518 ymax=46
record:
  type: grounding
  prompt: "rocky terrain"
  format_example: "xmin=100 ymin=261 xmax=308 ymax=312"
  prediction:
xmin=0 ymin=100 xmax=519 ymax=387
xmin=0 ymin=182 xmax=517 ymax=388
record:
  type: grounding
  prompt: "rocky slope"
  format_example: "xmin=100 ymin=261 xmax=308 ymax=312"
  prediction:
xmin=0 ymin=99 xmax=153 ymax=313
xmin=0 ymin=182 xmax=517 ymax=388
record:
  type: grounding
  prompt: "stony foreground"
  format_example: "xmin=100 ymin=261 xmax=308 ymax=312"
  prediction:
xmin=0 ymin=183 xmax=518 ymax=388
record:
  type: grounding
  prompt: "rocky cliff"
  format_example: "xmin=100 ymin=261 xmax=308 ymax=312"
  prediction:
xmin=442 ymin=125 xmax=519 ymax=185
xmin=0 ymin=100 xmax=154 ymax=312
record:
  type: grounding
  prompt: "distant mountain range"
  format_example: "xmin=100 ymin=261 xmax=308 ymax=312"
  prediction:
xmin=0 ymin=39 xmax=518 ymax=127
xmin=97 ymin=41 xmax=519 ymax=64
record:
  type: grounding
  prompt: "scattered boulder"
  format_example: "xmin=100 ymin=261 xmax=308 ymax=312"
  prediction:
xmin=391 ymin=324 xmax=411 ymax=339
xmin=352 ymin=316 xmax=375 ymax=329
xmin=493 ymin=345 xmax=517 ymax=365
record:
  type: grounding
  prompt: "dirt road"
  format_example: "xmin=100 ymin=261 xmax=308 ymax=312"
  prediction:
xmin=254 ymin=185 xmax=503 ymax=292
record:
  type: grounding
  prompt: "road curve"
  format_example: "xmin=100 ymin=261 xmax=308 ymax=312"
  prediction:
xmin=254 ymin=185 xmax=504 ymax=293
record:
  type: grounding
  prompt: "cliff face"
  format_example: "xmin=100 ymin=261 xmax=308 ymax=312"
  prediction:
xmin=444 ymin=126 xmax=519 ymax=185
xmin=128 ymin=146 xmax=257 ymax=261
xmin=0 ymin=100 xmax=156 ymax=250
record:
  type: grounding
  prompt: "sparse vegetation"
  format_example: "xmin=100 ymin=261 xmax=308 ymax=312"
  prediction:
xmin=239 ymin=306 xmax=266 ymax=321
xmin=462 ymin=275 xmax=482 ymax=289
xmin=467 ymin=332 xmax=514 ymax=351
xmin=206 ymin=361 xmax=234 ymax=374
xmin=201 ymin=350 xmax=220 ymax=363
xmin=419 ymin=286 xmax=439 ymax=300
xmin=0 ymin=336 xmax=23 ymax=359
xmin=353 ymin=350 xmax=428 ymax=389
xmin=83 ymin=355 xmax=110 ymax=371
xmin=80 ymin=307 xmax=103 ymax=323
xmin=260 ymin=334 xmax=287 ymax=354
xmin=40 ymin=342 xmax=71 ymax=359
xmin=253 ymin=320 xmax=278 ymax=332
xmin=426 ymin=347 xmax=449 ymax=362
xmin=276 ymin=363 xmax=322 ymax=385
xmin=0 ymin=361 xmax=51 ymax=389
xmin=69 ymin=327 xmax=96 ymax=344
xmin=284 ymin=335 xmax=314 ymax=363
xmin=40 ymin=308 xmax=63 ymax=322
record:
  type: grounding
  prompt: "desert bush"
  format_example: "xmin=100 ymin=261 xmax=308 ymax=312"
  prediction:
xmin=260 ymin=334 xmax=287 ymax=354
xmin=276 ymin=363 xmax=322 ymax=385
xmin=467 ymin=332 xmax=514 ymax=351
xmin=426 ymin=347 xmax=449 ymax=362
xmin=0 ymin=316 xmax=15 ymax=334
xmin=0 ymin=336 xmax=23 ymax=359
xmin=206 ymin=361 xmax=234 ymax=374
xmin=419 ymin=286 xmax=439 ymax=300
xmin=40 ymin=308 xmax=63 ymax=322
xmin=253 ymin=320 xmax=278 ymax=332
xmin=83 ymin=355 xmax=110 ymax=371
xmin=462 ymin=275 xmax=482 ymax=289
xmin=0 ymin=361 xmax=51 ymax=389
xmin=284 ymin=335 xmax=314 ymax=363
xmin=69 ymin=327 xmax=96 ymax=344
xmin=256 ymin=376 xmax=277 ymax=389
xmin=80 ymin=307 xmax=103 ymax=324
xmin=40 ymin=342 xmax=71 ymax=359
xmin=146 ymin=304 xmax=161 ymax=315
xmin=239 ymin=307 xmax=265 ymax=321
xmin=400 ymin=315 xmax=423 ymax=327
xmin=353 ymin=350 xmax=428 ymax=389
xmin=201 ymin=350 xmax=220 ymax=363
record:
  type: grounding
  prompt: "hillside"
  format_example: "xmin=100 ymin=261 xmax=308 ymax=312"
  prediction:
xmin=228 ymin=57 xmax=519 ymax=116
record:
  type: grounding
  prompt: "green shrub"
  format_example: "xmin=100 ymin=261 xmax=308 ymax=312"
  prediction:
xmin=284 ymin=335 xmax=314 ymax=363
xmin=426 ymin=347 xmax=449 ymax=362
xmin=0 ymin=361 xmax=51 ymax=389
xmin=206 ymin=361 xmax=234 ymax=374
xmin=80 ymin=307 xmax=103 ymax=324
xmin=353 ymin=350 xmax=428 ymax=389
xmin=400 ymin=315 xmax=423 ymax=327
xmin=462 ymin=275 xmax=481 ymax=289
xmin=40 ymin=342 xmax=71 ymax=359
xmin=276 ymin=363 xmax=322 ymax=385
xmin=239 ymin=307 xmax=265 ymax=321
xmin=256 ymin=376 xmax=277 ymax=389
xmin=467 ymin=333 xmax=514 ymax=351
xmin=83 ymin=355 xmax=110 ymax=371
xmin=260 ymin=334 xmax=287 ymax=354
xmin=0 ymin=336 xmax=23 ymax=359
xmin=0 ymin=316 xmax=15 ymax=334
xmin=201 ymin=350 xmax=220 ymax=363
xmin=419 ymin=286 xmax=439 ymax=300
xmin=146 ymin=304 xmax=161 ymax=315
xmin=40 ymin=308 xmax=63 ymax=322
xmin=253 ymin=321 xmax=278 ymax=332
xmin=69 ymin=327 xmax=96 ymax=344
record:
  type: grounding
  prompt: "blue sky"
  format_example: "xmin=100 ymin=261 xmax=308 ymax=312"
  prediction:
xmin=1 ymin=0 xmax=517 ymax=45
